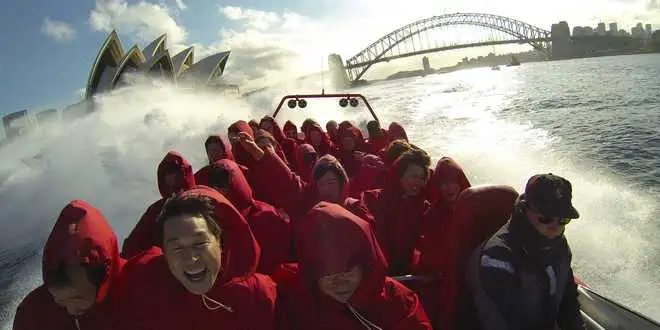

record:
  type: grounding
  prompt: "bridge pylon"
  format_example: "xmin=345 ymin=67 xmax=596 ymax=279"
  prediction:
xmin=328 ymin=54 xmax=349 ymax=89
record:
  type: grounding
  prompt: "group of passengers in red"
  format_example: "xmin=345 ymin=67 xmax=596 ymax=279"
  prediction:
xmin=13 ymin=116 xmax=585 ymax=330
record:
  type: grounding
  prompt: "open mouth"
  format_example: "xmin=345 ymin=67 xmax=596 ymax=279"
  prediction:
xmin=184 ymin=268 xmax=208 ymax=282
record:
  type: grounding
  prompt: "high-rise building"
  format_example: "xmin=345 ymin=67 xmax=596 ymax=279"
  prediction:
xmin=632 ymin=26 xmax=646 ymax=39
xmin=597 ymin=23 xmax=607 ymax=35
xmin=573 ymin=26 xmax=584 ymax=37
xmin=551 ymin=21 xmax=572 ymax=59
xmin=584 ymin=27 xmax=594 ymax=36
xmin=609 ymin=23 xmax=618 ymax=35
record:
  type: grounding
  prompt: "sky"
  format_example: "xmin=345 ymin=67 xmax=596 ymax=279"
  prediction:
xmin=0 ymin=0 xmax=658 ymax=116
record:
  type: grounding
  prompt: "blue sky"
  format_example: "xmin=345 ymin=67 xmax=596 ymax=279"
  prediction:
xmin=0 ymin=0 xmax=655 ymax=117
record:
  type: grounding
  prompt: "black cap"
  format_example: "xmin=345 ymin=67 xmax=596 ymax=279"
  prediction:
xmin=524 ymin=173 xmax=579 ymax=219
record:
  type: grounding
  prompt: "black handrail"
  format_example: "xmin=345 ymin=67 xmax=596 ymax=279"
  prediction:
xmin=271 ymin=93 xmax=379 ymax=122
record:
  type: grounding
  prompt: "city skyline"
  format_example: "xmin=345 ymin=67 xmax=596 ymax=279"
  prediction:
xmin=572 ymin=20 xmax=655 ymax=38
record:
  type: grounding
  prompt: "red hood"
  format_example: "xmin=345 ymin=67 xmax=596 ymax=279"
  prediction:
xmin=295 ymin=143 xmax=317 ymax=181
xmin=205 ymin=135 xmax=234 ymax=162
xmin=179 ymin=186 xmax=260 ymax=283
xmin=284 ymin=120 xmax=297 ymax=133
xmin=260 ymin=116 xmax=286 ymax=143
xmin=247 ymin=120 xmax=260 ymax=134
xmin=157 ymin=151 xmax=195 ymax=198
xmin=305 ymin=124 xmax=332 ymax=153
xmin=433 ymin=157 xmax=471 ymax=203
xmin=388 ymin=122 xmax=408 ymax=142
xmin=229 ymin=120 xmax=256 ymax=167
xmin=296 ymin=202 xmax=387 ymax=303
xmin=338 ymin=123 xmax=366 ymax=152
xmin=210 ymin=159 xmax=254 ymax=212
xmin=42 ymin=200 xmax=122 ymax=305
xmin=310 ymin=155 xmax=350 ymax=202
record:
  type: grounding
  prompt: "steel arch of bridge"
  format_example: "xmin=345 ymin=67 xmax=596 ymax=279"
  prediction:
xmin=345 ymin=13 xmax=551 ymax=81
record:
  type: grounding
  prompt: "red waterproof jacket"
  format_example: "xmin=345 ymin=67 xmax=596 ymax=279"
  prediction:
xmin=14 ymin=200 xmax=125 ymax=330
xmin=115 ymin=187 xmax=279 ymax=330
xmin=361 ymin=157 xmax=430 ymax=275
xmin=209 ymin=159 xmax=292 ymax=274
xmin=275 ymin=202 xmax=432 ymax=330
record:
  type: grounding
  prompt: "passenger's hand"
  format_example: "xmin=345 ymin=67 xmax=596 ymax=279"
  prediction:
xmin=237 ymin=132 xmax=265 ymax=161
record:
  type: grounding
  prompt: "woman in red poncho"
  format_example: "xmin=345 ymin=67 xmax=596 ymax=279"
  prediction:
xmin=228 ymin=120 xmax=258 ymax=168
xmin=295 ymin=143 xmax=318 ymax=181
xmin=259 ymin=115 xmax=286 ymax=144
xmin=419 ymin=156 xmax=471 ymax=272
xmin=366 ymin=120 xmax=391 ymax=155
xmin=284 ymin=120 xmax=305 ymax=143
xmin=115 ymin=187 xmax=278 ymax=330
xmin=206 ymin=158 xmax=292 ymax=274
xmin=361 ymin=149 xmax=431 ymax=276
xmin=121 ymin=151 xmax=196 ymax=259
xmin=388 ymin=122 xmax=409 ymax=142
xmin=275 ymin=202 xmax=432 ymax=330
xmin=195 ymin=135 xmax=235 ymax=187
xmin=14 ymin=200 xmax=124 ymax=330
xmin=326 ymin=120 xmax=340 ymax=145
xmin=255 ymin=128 xmax=291 ymax=168
xmin=234 ymin=132 xmax=374 ymax=230
xmin=305 ymin=123 xmax=334 ymax=156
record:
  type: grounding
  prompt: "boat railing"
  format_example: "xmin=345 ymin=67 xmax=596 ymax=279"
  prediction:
xmin=272 ymin=93 xmax=379 ymax=122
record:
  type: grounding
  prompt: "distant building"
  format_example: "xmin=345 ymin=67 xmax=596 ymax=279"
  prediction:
xmin=2 ymin=110 xmax=30 ymax=139
xmin=609 ymin=23 xmax=618 ymax=35
xmin=551 ymin=21 xmax=572 ymax=59
xmin=597 ymin=23 xmax=607 ymax=36
xmin=85 ymin=31 xmax=231 ymax=99
xmin=35 ymin=109 xmax=59 ymax=125
xmin=573 ymin=26 xmax=584 ymax=37
xmin=422 ymin=56 xmax=431 ymax=72
xmin=583 ymin=27 xmax=594 ymax=36
xmin=646 ymin=24 xmax=653 ymax=33
xmin=632 ymin=26 xmax=646 ymax=39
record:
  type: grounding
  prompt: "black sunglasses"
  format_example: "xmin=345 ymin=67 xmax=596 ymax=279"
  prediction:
xmin=538 ymin=216 xmax=572 ymax=226
xmin=526 ymin=202 xmax=572 ymax=226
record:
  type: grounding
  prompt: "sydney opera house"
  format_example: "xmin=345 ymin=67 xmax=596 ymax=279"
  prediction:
xmin=85 ymin=30 xmax=232 ymax=99
xmin=2 ymin=31 xmax=232 ymax=140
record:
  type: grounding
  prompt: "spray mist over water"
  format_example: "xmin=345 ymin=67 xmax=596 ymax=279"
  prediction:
xmin=0 ymin=81 xmax=260 ymax=327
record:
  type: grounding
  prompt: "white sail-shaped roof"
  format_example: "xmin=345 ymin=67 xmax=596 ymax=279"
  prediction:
xmin=180 ymin=51 xmax=231 ymax=84
xmin=111 ymin=45 xmax=146 ymax=87
xmin=143 ymin=50 xmax=175 ymax=81
xmin=172 ymin=47 xmax=194 ymax=78
xmin=86 ymin=30 xmax=124 ymax=98
xmin=142 ymin=34 xmax=167 ymax=62
xmin=85 ymin=31 xmax=232 ymax=99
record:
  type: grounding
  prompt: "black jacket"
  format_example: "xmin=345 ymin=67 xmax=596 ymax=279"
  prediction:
xmin=467 ymin=199 xmax=586 ymax=330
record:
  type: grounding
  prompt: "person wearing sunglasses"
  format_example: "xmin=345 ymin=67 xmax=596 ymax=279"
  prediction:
xmin=466 ymin=173 xmax=586 ymax=330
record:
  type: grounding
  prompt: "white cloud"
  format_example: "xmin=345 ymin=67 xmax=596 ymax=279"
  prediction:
xmin=174 ymin=0 xmax=187 ymax=11
xmin=41 ymin=17 xmax=77 ymax=42
xmin=220 ymin=6 xmax=280 ymax=31
xmin=89 ymin=0 xmax=187 ymax=45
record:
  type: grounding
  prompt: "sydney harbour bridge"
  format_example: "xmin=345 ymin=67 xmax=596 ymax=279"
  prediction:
xmin=328 ymin=13 xmax=630 ymax=85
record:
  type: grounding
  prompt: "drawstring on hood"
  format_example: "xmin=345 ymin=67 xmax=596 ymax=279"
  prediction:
xmin=202 ymin=294 xmax=234 ymax=313
xmin=347 ymin=304 xmax=383 ymax=330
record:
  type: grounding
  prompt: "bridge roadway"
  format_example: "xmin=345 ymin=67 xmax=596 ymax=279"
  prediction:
xmin=345 ymin=38 xmax=551 ymax=69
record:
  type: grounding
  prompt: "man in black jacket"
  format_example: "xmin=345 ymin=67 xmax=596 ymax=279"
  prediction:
xmin=467 ymin=173 xmax=586 ymax=330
